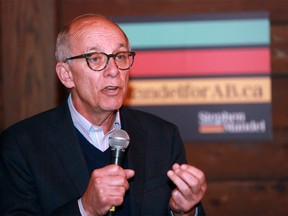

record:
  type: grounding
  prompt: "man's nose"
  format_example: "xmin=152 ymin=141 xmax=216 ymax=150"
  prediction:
xmin=103 ymin=57 xmax=120 ymax=77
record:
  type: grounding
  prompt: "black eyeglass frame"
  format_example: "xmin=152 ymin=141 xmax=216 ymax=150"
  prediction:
xmin=64 ymin=51 xmax=136 ymax=71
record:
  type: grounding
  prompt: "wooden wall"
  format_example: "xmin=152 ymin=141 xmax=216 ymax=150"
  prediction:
xmin=0 ymin=0 xmax=57 ymax=128
xmin=1 ymin=0 xmax=288 ymax=215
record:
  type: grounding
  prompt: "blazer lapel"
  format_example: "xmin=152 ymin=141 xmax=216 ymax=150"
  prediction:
xmin=47 ymin=103 xmax=90 ymax=195
xmin=121 ymin=108 xmax=147 ymax=215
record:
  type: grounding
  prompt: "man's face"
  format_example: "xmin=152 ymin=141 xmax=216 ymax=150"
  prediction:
xmin=66 ymin=19 xmax=130 ymax=116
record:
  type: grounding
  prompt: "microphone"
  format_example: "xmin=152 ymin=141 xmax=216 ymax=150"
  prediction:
xmin=109 ymin=129 xmax=130 ymax=166
xmin=108 ymin=129 xmax=130 ymax=215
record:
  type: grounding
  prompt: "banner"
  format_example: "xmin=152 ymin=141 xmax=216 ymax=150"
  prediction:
xmin=117 ymin=12 xmax=272 ymax=141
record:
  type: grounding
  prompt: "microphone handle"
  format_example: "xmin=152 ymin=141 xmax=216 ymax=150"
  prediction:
xmin=110 ymin=148 xmax=125 ymax=166
xmin=107 ymin=206 xmax=116 ymax=216
xmin=108 ymin=148 xmax=126 ymax=215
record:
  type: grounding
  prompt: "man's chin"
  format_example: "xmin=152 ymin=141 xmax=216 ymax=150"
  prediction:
xmin=101 ymin=103 xmax=122 ymax=112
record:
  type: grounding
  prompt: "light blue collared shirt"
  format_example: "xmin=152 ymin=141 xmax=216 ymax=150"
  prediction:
xmin=67 ymin=94 xmax=121 ymax=152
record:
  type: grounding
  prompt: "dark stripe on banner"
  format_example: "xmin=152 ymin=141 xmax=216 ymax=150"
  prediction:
xmin=130 ymin=103 xmax=272 ymax=141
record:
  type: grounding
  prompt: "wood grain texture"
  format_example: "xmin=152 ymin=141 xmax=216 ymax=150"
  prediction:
xmin=185 ymin=133 xmax=288 ymax=180
xmin=1 ymin=0 xmax=57 ymax=129
xmin=202 ymin=180 xmax=288 ymax=216
xmin=56 ymin=0 xmax=288 ymax=24
xmin=271 ymin=25 xmax=288 ymax=74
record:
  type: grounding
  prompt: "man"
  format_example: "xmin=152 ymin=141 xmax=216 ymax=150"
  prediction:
xmin=0 ymin=14 xmax=206 ymax=215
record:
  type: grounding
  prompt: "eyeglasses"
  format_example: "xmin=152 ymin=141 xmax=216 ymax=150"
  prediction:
xmin=64 ymin=51 xmax=136 ymax=71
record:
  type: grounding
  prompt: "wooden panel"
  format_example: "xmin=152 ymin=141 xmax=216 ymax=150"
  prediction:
xmin=271 ymin=25 xmax=288 ymax=74
xmin=185 ymin=130 xmax=288 ymax=180
xmin=57 ymin=0 xmax=288 ymax=24
xmin=202 ymin=180 xmax=288 ymax=216
xmin=271 ymin=76 xmax=288 ymax=127
xmin=1 ymin=0 xmax=57 ymax=129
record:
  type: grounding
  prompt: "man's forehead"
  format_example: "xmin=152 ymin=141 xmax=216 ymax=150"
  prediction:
xmin=70 ymin=19 xmax=123 ymax=40
xmin=71 ymin=17 xmax=118 ymax=33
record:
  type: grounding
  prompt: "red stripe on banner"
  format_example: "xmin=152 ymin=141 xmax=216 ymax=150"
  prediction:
xmin=199 ymin=125 xmax=225 ymax=133
xmin=130 ymin=48 xmax=270 ymax=77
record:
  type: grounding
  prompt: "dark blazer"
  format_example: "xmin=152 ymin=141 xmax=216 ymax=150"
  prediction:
xmin=0 ymin=102 xmax=204 ymax=215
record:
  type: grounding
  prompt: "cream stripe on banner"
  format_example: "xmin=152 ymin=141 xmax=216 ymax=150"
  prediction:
xmin=125 ymin=77 xmax=271 ymax=106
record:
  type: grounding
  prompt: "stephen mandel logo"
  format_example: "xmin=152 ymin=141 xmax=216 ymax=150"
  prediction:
xmin=198 ymin=111 xmax=266 ymax=134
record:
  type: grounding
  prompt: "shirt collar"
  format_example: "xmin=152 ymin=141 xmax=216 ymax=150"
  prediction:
xmin=67 ymin=94 xmax=121 ymax=151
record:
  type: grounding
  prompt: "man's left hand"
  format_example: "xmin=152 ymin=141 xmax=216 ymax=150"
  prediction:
xmin=167 ymin=163 xmax=207 ymax=215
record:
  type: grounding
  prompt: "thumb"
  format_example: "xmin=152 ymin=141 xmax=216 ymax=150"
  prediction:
xmin=125 ymin=169 xmax=135 ymax=179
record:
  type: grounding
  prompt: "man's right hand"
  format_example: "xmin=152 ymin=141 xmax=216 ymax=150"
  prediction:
xmin=81 ymin=164 xmax=135 ymax=216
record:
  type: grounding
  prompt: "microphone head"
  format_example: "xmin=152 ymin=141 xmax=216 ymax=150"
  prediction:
xmin=109 ymin=129 xmax=130 ymax=150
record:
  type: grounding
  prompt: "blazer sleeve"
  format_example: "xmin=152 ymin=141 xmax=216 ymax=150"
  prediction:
xmin=51 ymin=200 xmax=81 ymax=215
xmin=0 ymin=129 xmax=43 ymax=215
xmin=0 ymin=126 xmax=83 ymax=215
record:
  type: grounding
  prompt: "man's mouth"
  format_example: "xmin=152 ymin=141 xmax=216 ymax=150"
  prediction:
xmin=102 ymin=86 xmax=120 ymax=95
xmin=106 ymin=86 xmax=118 ymax=90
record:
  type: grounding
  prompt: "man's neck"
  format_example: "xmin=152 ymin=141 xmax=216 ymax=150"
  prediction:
xmin=92 ymin=111 xmax=116 ymax=134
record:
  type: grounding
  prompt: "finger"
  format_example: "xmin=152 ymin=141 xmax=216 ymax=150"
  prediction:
xmin=172 ymin=164 xmax=206 ymax=193
xmin=172 ymin=163 xmax=181 ymax=171
xmin=92 ymin=177 xmax=127 ymax=207
xmin=167 ymin=169 xmax=192 ymax=196
xmin=168 ymin=166 xmax=205 ymax=197
xmin=179 ymin=165 xmax=207 ymax=194
xmin=91 ymin=164 xmax=126 ymax=178
xmin=180 ymin=164 xmax=206 ymax=184
xmin=169 ymin=189 xmax=195 ymax=213
xmin=108 ymin=184 xmax=127 ymax=198
xmin=169 ymin=192 xmax=185 ymax=213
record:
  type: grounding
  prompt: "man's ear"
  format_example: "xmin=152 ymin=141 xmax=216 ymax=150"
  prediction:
xmin=55 ymin=62 xmax=75 ymax=89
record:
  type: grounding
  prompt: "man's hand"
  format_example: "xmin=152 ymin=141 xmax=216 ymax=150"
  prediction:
xmin=81 ymin=165 xmax=135 ymax=216
xmin=167 ymin=163 xmax=206 ymax=216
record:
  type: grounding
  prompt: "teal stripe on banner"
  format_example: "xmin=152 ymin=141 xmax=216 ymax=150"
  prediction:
xmin=118 ymin=19 xmax=270 ymax=49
